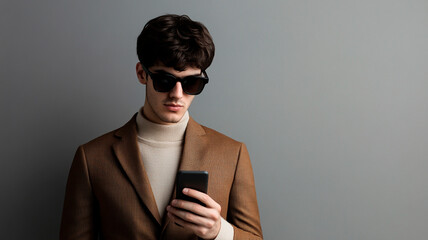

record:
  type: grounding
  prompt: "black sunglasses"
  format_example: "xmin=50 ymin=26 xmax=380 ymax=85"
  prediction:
xmin=141 ymin=64 xmax=209 ymax=95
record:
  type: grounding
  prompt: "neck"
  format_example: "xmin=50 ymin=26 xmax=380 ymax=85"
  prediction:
xmin=136 ymin=108 xmax=189 ymax=142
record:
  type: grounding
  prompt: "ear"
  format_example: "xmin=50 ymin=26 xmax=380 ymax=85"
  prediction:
xmin=136 ymin=62 xmax=147 ymax=85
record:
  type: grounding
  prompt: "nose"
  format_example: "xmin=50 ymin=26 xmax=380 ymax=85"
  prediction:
xmin=168 ymin=81 xmax=184 ymax=99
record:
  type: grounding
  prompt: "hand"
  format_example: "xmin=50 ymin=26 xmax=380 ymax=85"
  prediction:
xmin=167 ymin=188 xmax=222 ymax=239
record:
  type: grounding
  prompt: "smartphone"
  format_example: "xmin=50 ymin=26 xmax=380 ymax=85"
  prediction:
xmin=176 ymin=170 xmax=209 ymax=206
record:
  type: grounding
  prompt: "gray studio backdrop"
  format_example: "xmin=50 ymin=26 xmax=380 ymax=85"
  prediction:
xmin=1 ymin=0 xmax=427 ymax=239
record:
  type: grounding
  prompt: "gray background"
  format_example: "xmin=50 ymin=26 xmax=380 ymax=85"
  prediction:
xmin=1 ymin=0 xmax=427 ymax=239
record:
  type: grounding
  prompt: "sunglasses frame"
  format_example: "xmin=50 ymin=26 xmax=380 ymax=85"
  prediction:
xmin=140 ymin=63 xmax=209 ymax=95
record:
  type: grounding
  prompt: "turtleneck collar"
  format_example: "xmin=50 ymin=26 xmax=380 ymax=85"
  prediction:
xmin=136 ymin=108 xmax=189 ymax=142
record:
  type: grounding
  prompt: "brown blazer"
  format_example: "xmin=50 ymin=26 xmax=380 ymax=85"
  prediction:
xmin=60 ymin=114 xmax=263 ymax=240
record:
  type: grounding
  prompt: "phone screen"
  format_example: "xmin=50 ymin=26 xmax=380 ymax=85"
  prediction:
xmin=176 ymin=170 xmax=208 ymax=206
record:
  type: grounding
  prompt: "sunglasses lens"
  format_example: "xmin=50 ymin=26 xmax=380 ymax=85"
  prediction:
xmin=152 ymin=74 xmax=176 ymax=92
xmin=182 ymin=77 xmax=206 ymax=95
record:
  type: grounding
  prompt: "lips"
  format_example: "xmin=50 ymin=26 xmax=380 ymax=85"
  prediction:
xmin=164 ymin=103 xmax=183 ymax=112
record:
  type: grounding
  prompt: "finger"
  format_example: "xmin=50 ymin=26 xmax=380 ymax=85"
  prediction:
xmin=170 ymin=199 xmax=219 ymax=220
xmin=167 ymin=212 xmax=209 ymax=237
xmin=170 ymin=199 xmax=208 ymax=216
xmin=167 ymin=205 xmax=215 ymax=227
xmin=167 ymin=210 xmax=219 ymax=239
xmin=168 ymin=211 xmax=195 ymax=228
xmin=182 ymin=188 xmax=221 ymax=211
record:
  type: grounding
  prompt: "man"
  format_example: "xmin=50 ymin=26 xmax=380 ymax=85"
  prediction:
xmin=60 ymin=14 xmax=263 ymax=240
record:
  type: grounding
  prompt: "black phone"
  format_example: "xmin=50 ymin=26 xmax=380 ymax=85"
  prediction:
xmin=176 ymin=170 xmax=208 ymax=206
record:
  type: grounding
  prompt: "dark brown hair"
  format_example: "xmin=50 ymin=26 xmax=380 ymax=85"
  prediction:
xmin=136 ymin=14 xmax=215 ymax=71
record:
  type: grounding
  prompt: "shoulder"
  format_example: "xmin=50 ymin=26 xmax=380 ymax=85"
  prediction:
xmin=202 ymin=125 xmax=241 ymax=145
xmin=80 ymin=114 xmax=137 ymax=151
xmin=189 ymin=117 xmax=245 ymax=150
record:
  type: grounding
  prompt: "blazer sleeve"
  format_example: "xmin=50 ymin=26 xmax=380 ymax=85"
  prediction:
xmin=60 ymin=146 xmax=98 ymax=240
xmin=228 ymin=143 xmax=263 ymax=239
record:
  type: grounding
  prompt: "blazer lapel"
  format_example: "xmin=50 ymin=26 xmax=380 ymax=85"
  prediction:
xmin=161 ymin=117 xmax=209 ymax=234
xmin=112 ymin=114 xmax=162 ymax=224
xmin=178 ymin=117 xmax=208 ymax=171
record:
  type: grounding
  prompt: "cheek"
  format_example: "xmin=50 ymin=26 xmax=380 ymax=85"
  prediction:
xmin=146 ymin=85 xmax=162 ymax=105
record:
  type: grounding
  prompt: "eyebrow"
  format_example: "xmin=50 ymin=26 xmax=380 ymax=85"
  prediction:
xmin=152 ymin=70 xmax=173 ymax=75
xmin=152 ymin=69 xmax=203 ymax=77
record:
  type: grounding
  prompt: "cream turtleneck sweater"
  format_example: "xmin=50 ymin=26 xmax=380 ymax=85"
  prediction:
xmin=136 ymin=109 xmax=234 ymax=240
xmin=136 ymin=110 xmax=189 ymax=217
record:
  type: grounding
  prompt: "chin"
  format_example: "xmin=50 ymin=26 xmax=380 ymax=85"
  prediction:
xmin=160 ymin=112 xmax=184 ymax=124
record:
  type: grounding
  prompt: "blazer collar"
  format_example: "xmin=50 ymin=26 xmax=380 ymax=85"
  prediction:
xmin=112 ymin=114 xmax=208 ymax=226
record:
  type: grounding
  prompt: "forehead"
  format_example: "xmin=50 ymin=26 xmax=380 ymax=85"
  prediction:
xmin=150 ymin=65 xmax=202 ymax=78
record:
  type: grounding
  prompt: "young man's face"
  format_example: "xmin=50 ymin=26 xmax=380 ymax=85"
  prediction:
xmin=136 ymin=63 xmax=199 ymax=125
